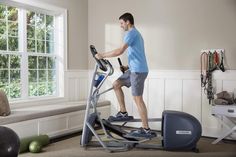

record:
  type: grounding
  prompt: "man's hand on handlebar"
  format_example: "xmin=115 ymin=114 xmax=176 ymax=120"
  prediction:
xmin=120 ymin=65 xmax=129 ymax=72
xmin=95 ymin=53 xmax=104 ymax=60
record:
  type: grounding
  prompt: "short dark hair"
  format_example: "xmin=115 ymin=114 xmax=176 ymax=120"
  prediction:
xmin=119 ymin=13 xmax=134 ymax=25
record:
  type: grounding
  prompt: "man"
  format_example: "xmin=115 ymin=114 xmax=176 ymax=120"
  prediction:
xmin=95 ymin=13 xmax=156 ymax=138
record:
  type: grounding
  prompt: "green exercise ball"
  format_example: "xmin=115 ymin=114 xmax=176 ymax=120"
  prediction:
xmin=29 ymin=141 xmax=42 ymax=153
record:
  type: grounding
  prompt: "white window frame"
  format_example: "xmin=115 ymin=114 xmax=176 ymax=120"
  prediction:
xmin=1 ymin=0 xmax=68 ymax=107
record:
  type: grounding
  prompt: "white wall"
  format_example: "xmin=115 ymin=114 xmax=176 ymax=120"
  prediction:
xmin=88 ymin=0 xmax=236 ymax=70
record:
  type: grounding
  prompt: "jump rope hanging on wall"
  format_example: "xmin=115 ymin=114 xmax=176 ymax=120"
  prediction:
xmin=200 ymin=49 xmax=225 ymax=104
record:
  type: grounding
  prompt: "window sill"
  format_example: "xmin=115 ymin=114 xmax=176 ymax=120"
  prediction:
xmin=1 ymin=100 xmax=111 ymax=125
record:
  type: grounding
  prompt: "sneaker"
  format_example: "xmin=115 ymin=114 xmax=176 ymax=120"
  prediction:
xmin=126 ymin=127 xmax=157 ymax=139
xmin=108 ymin=111 xmax=134 ymax=122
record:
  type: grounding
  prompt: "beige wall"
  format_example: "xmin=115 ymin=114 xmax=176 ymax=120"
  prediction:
xmin=88 ymin=0 xmax=236 ymax=70
xmin=39 ymin=0 xmax=236 ymax=70
xmin=41 ymin=0 xmax=88 ymax=70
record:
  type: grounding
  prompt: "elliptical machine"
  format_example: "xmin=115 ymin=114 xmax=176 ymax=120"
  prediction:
xmin=80 ymin=45 xmax=202 ymax=153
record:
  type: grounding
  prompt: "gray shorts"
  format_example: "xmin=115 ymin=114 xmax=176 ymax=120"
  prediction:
xmin=117 ymin=70 xmax=148 ymax=96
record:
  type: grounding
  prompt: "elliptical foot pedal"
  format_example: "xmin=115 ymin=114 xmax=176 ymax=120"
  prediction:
xmin=124 ymin=128 xmax=157 ymax=140
xmin=123 ymin=134 xmax=155 ymax=140
xmin=123 ymin=134 xmax=153 ymax=142
xmin=108 ymin=116 xmax=134 ymax=122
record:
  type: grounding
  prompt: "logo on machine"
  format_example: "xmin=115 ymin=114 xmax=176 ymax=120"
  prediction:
xmin=176 ymin=130 xmax=192 ymax=135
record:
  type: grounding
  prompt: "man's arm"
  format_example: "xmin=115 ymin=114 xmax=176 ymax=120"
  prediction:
xmin=95 ymin=43 xmax=128 ymax=59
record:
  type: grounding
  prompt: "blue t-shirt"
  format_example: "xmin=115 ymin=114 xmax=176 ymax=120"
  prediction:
xmin=124 ymin=27 xmax=148 ymax=73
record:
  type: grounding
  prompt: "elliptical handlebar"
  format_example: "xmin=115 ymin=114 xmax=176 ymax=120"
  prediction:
xmin=90 ymin=45 xmax=113 ymax=75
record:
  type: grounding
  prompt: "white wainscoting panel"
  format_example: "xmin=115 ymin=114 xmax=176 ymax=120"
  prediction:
xmin=68 ymin=110 xmax=85 ymax=130
xmin=165 ymin=79 xmax=183 ymax=111
xmin=65 ymin=70 xmax=89 ymax=101
xmin=67 ymin=69 xmax=236 ymax=138
xmin=148 ymin=79 xmax=165 ymax=118
xmin=183 ymin=79 xmax=201 ymax=121
xmin=4 ymin=120 xmax=38 ymax=138
xmin=39 ymin=116 xmax=68 ymax=136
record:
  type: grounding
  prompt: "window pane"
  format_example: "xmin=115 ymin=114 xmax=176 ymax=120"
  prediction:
xmin=27 ymin=24 xmax=35 ymax=39
xmin=48 ymin=70 xmax=56 ymax=81
xmin=48 ymin=81 xmax=56 ymax=95
xmin=8 ymin=21 xmax=18 ymax=37
xmin=35 ymin=14 xmax=45 ymax=40
xmin=39 ymin=70 xmax=46 ymax=82
xmin=38 ymin=56 xmax=46 ymax=69
xmin=0 ymin=20 xmax=6 ymax=35
xmin=0 ymin=35 xmax=7 ymax=50
xmin=27 ymin=39 xmax=36 ymax=52
xmin=7 ymin=7 xmax=18 ymax=21
xmin=46 ymin=41 xmax=54 ymax=53
xmin=46 ymin=15 xmax=53 ymax=27
xmin=0 ymin=5 xmax=6 ymax=20
xmin=27 ymin=25 xmax=35 ymax=39
xmin=46 ymin=15 xmax=53 ymax=41
xmin=37 ymin=40 xmax=45 ymax=53
xmin=48 ymin=57 xmax=56 ymax=69
xmin=46 ymin=29 xmax=53 ymax=41
xmin=36 ymin=14 xmax=45 ymax=26
xmin=36 ymin=29 xmax=45 ymax=40
xmin=28 ymin=70 xmax=37 ymax=82
xmin=9 ymin=83 xmax=20 ymax=98
xmin=0 ymin=70 xmax=8 ymax=83
xmin=38 ymin=82 xmax=46 ymax=96
xmin=8 ymin=37 xmax=18 ymax=51
xmin=29 ymin=83 xmax=37 ymax=96
xmin=0 ymin=54 xmax=9 ymax=69
xmin=27 ymin=11 xmax=35 ymax=25
xmin=28 ymin=56 xmax=37 ymax=69
xmin=10 ymin=55 xmax=20 ymax=69
xmin=10 ymin=70 xmax=20 ymax=83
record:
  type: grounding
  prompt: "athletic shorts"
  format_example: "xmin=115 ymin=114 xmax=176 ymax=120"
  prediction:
xmin=117 ymin=70 xmax=148 ymax=96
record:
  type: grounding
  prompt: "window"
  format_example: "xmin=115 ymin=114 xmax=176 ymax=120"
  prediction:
xmin=0 ymin=2 xmax=66 ymax=101
xmin=26 ymin=11 xmax=56 ymax=97
xmin=0 ymin=5 xmax=20 ymax=98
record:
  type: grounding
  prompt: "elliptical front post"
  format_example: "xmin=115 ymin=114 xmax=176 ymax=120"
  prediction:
xmin=81 ymin=64 xmax=98 ymax=146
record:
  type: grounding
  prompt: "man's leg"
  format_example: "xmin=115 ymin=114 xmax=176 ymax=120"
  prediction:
xmin=125 ymin=72 xmax=156 ymax=138
xmin=113 ymin=80 xmax=126 ymax=112
xmin=108 ymin=71 xmax=133 ymax=121
xmin=133 ymin=95 xmax=149 ymax=129
xmin=126 ymin=94 xmax=156 ymax=138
